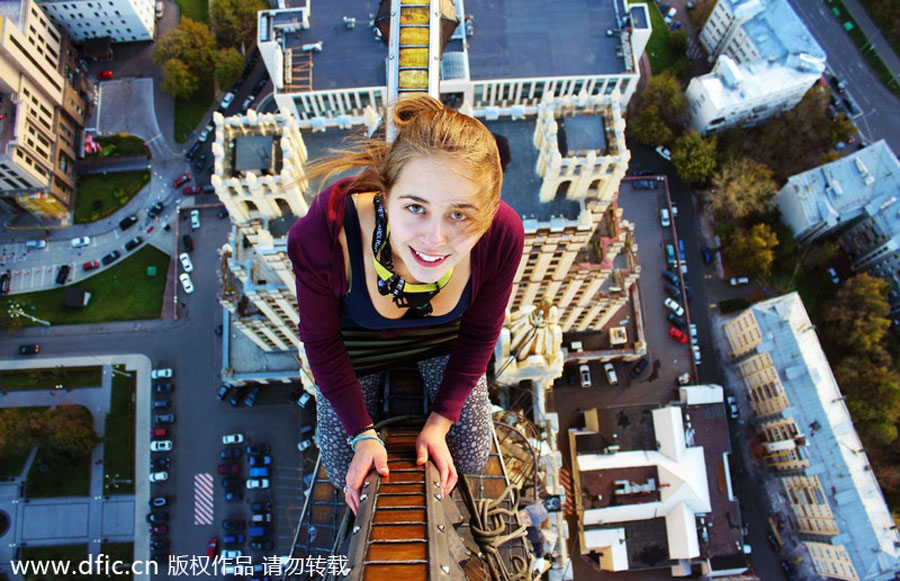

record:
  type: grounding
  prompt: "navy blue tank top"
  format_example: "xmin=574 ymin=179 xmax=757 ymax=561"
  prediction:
xmin=340 ymin=195 xmax=472 ymax=330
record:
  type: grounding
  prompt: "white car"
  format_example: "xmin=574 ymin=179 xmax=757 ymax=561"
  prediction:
xmin=827 ymin=267 xmax=839 ymax=284
xmin=71 ymin=236 xmax=91 ymax=248
xmin=190 ymin=209 xmax=200 ymax=230
xmin=179 ymin=252 xmax=193 ymax=273
xmin=221 ymin=549 xmax=242 ymax=559
xmin=218 ymin=91 xmax=235 ymax=111
xmin=603 ymin=362 xmax=618 ymax=386
xmin=222 ymin=433 xmax=245 ymax=445
xmin=659 ymin=208 xmax=670 ymax=228
xmin=692 ymin=345 xmax=702 ymax=365
xmin=241 ymin=94 xmax=255 ymax=111
xmin=655 ymin=145 xmax=672 ymax=161
xmin=578 ymin=364 xmax=591 ymax=388
xmin=729 ymin=277 xmax=750 ymax=286
xmin=726 ymin=396 xmax=739 ymax=419
xmin=179 ymin=272 xmax=194 ymax=294
xmin=689 ymin=323 xmax=698 ymax=346
xmin=297 ymin=392 xmax=312 ymax=407
xmin=150 ymin=440 xmax=173 ymax=452
xmin=664 ymin=297 xmax=684 ymax=317
xmin=151 ymin=368 xmax=173 ymax=379
xmin=246 ymin=478 xmax=270 ymax=489
xmin=197 ymin=123 xmax=213 ymax=142
xmin=297 ymin=439 xmax=313 ymax=451
xmin=149 ymin=471 xmax=168 ymax=482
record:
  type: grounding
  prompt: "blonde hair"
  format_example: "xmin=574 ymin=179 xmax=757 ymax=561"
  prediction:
xmin=305 ymin=96 xmax=503 ymax=234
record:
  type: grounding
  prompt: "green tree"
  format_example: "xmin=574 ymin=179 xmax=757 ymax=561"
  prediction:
xmin=706 ymin=158 xmax=777 ymax=221
xmin=824 ymin=273 xmax=891 ymax=353
xmin=671 ymin=130 xmax=718 ymax=185
xmin=630 ymin=105 xmax=673 ymax=147
xmin=668 ymin=30 xmax=688 ymax=56
xmin=41 ymin=405 xmax=99 ymax=460
xmin=0 ymin=301 xmax=25 ymax=331
xmin=642 ymin=71 xmax=687 ymax=128
xmin=215 ymin=47 xmax=245 ymax=87
xmin=152 ymin=17 xmax=215 ymax=75
xmin=834 ymin=350 xmax=900 ymax=445
xmin=0 ymin=408 xmax=37 ymax=457
xmin=210 ymin=0 xmax=268 ymax=50
xmin=827 ymin=113 xmax=856 ymax=147
xmin=162 ymin=59 xmax=199 ymax=100
xmin=724 ymin=223 xmax=778 ymax=278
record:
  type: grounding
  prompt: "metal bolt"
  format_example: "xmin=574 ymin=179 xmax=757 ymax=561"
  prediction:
xmin=360 ymin=493 xmax=368 ymax=502
xmin=433 ymin=481 xmax=440 ymax=488
xmin=441 ymin=565 xmax=450 ymax=574
xmin=352 ymin=526 xmax=360 ymax=534
xmin=363 ymin=481 xmax=370 ymax=489
xmin=437 ymin=524 xmax=445 ymax=532
xmin=434 ymin=493 xmax=443 ymax=500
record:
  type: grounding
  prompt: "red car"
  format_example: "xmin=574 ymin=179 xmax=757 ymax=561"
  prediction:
xmin=150 ymin=428 xmax=169 ymax=438
xmin=173 ymin=173 xmax=192 ymax=188
xmin=206 ymin=537 xmax=218 ymax=559
xmin=668 ymin=327 xmax=688 ymax=344
xmin=183 ymin=186 xmax=201 ymax=195
xmin=217 ymin=462 xmax=240 ymax=475
xmin=97 ymin=70 xmax=114 ymax=80
xmin=149 ymin=525 xmax=168 ymax=535
xmin=82 ymin=260 xmax=100 ymax=271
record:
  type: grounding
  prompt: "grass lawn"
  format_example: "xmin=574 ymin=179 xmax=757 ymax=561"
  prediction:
xmin=90 ymin=135 xmax=151 ymax=158
xmin=0 ymin=407 xmax=43 ymax=477
xmin=632 ymin=0 xmax=678 ymax=74
xmin=174 ymin=76 xmax=214 ymax=143
xmin=101 ymin=542 xmax=134 ymax=577
xmin=74 ymin=170 xmax=150 ymax=224
xmin=103 ymin=365 xmax=135 ymax=494
xmin=26 ymin=444 xmax=92 ymax=498
xmin=3 ymin=245 xmax=169 ymax=325
xmin=0 ymin=366 xmax=102 ymax=391
xmin=21 ymin=544 xmax=88 ymax=572
xmin=175 ymin=0 xmax=209 ymax=23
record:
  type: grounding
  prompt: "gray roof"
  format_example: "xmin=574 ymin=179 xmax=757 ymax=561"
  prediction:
xmin=465 ymin=0 xmax=630 ymax=79
xmin=775 ymin=140 xmax=900 ymax=239
xmin=726 ymin=0 xmax=825 ymax=62
xmin=747 ymin=293 xmax=900 ymax=579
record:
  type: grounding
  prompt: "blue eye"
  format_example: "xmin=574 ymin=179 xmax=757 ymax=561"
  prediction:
xmin=406 ymin=204 xmax=424 ymax=214
xmin=450 ymin=211 xmax=468 ymax=222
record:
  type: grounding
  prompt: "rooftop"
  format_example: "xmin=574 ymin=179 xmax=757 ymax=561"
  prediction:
xmin=746 ymin=293 xmax=900 ymax=578
xmin=693 ymin=55 xmax=822 ymax=111
xmin=724 ymin=0 xmax=825 ymax=62
xmin=776 ymin=140 xmax=900 ymax=238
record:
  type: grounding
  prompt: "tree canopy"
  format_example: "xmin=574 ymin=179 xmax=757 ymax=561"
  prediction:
xmin=707 ymin=158 xmax=777 ymax=221
xmin=630 ymin=105 xmax=674 ymax=147
xmin=724 ymin=223 xmax=778 ymax=278
xmin=152 ymin=18 xmax=215 ymax=97
xmin=641 ymin=72 xmax=688 ymax=129
xmin=215 ymin=47 xmax=245 ymax=87
xmin=161 ymin=59 xmax=198 ymax=100
xmin=671 ymin=130 xmax=718 ymax=185
xmin=824 ymin=273 xmax=891 ymax=353
xmin=210 ymin=0 xmax=268 ymax=50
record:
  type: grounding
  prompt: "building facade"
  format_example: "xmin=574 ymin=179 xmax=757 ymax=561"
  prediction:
xmin=0 ymin=0 xmax=86 ymax=220
xmin=722 ymin=293 xmax=900 ymax=580
xmin=37 ymin=0 xmax=155 ymax=43
xmin=774 ymin=140 xmax=900 ymax=315
xmin=687 ymin=0 xmax=825 ymax=134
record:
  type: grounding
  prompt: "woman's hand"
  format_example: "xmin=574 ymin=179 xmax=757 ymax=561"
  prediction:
xmin=416 ymin=412 xmax=457 ymax=497
xmin=344 ymin=430 xmax=389 ymax=515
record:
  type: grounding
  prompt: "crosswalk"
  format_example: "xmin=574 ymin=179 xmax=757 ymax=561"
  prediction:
xmin=193 ymin=472 xmax=214 ymax=525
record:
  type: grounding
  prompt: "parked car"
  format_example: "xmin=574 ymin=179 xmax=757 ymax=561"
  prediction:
xmin=665 ymin=244 xmax=676 ymax=266
xmin=244 ymin=385 xmax=261 ymax=407
xmin=97 ymin=69 xmax=114 ymax=80
xmin=183 ymin=186 xmax=201 ymax=195
xmin=198 ymin=123 xmax=214 ymax=142
xmin=250 ymin=511 xmax=271 ymax=522
xmin=146 ymin=511 xmax=168 ymax=524
xmin=148 ymin=201 xmax=165 ymax=217
xmin=220 ymin=549 xmax=242 ymax=559
xmin=655 ymin=145 xmax=672 ymax=161
xmin=155 ymin=413 xmax=175 ymax=424
xmin=249 ymin=540 xmax=274 ymax=552
xmin=182 ymin=234 xmax=194 ymax=253
xmin=149 ymin=471 xmax=168 ymax=482
xmin=692 ymin=345 xmax=702 ymax=365
xmin=664 ymin=297 xmax=684 ymax=317
xmin=689 ymin=323 xmax=698 ymax=345
xmin=202 ymin=184 xmax=216 ymax=195
xmin=667 ymin=312 xmax=685 ymax=328
xmin=216 ymin=384 xmax=231 ymax=401
xmin=179 ymin=272 xmax=194 ymax=294
xmin=220 ymin=447 xmax=242 ymax=459
xmin=249 ymin=455 xmax=272 ymax=467
xmin=297 ymin=439 xmax=313 ymax=452
xmin=221 ymin=518 xmax=245 ymax=531
xmin=221 ymin=477 xmax=241 ymax=489
xmin=150 ymin=440 xmax=173 ymax=452
xmin=668 ymin=327 xmax=688 ymax=344
xmin=218 ymin=91 xmax=236 ymax=112
xmin=241 ymin=94 xmax=255 ymax=111
xmin=178 ymin=252 xmax=193 ymax=273
xmin=631 ymin=357 xmax=649 ymax=379
xmin=664 ymin=283 xmax=682 ymax=300
xmin=82 ymin=260 xmax=100 ymax=271
xmin=154 ymin=383 xmax=174 ymax=394
xmin=247 ymin=524 xmax=271 ymax=537
xmin=661 ymin=269 xmax=679 ymax=286
xmin=729 ymin=277 xmax=750 ymax=286
xmin=250 ymin=501 xmax=272 ymax=513
xmin=223 ymin=489 xmax=243 ymax=502
xmin=119 ymin=214 xmax=138 ymax=231
xmin=253 ymin=77 xmax=268 ymax=93
xmin=701 ymin=246 xmax=713 ymax=264
xmin=148 ymin=524 xmax=167 ymax=534
xmin=218 ymin=462 xmax=241 ymax=475
xmin=192 ymin=154 xmax=208 ymax=171
xmin=206 ymin=538 xmax=218 ymax=559
xmin=173 ymin=173 xmax=192 ymax=188
xmin=249 ymin=467 xmax=270 ymax=478
xmin=222 ymin=533 xmax=245 ymax=545
xmin=297 ymin=392 xmax=312 ymax=407
xmin=0 ymin=270 xmax=10 ymax=294
xmin=18 ymin=344 xmax=40 ymax=355
xmin=229 ymin=385 xmax=247 ymax=406
xmin=71 ymin=236 xmax=91 ymax=248
xmin=150 ymin=427 xmax=169 ymax=438
xmin=150 ymin=457 xmax=170 ymax=470
xmin=101 ymin=250 xmax=121 ymax=266
xmin=827 ymin=267 xmax=839 ymax=284
xmin=659 ymin=208 xmax=670 ymax=228
xmin=603 ymin=362 xmax=618 ymax=386
xmin=218 ymin=207 xmax=229 ymax=219
xmin=55 ymin=264 xmax=71 ymax=285
xmin=186 ymin=141 xmax=201 ymax=160
xmin=124 ymin=236 xmax=143 ymax=252
xmin=578 ymin=364 xmax=591 ymax=388
xmin=223 ymin=433 xmax=245 ymax=445
xmin=151 ymin=368 xmax=173 ymax=379
xmin=190 ymin=209 xmax=201 ymax=230
xmin=726 ymin=396 xmax=739 ymax=419
xmin=245 ymin=443 xmax=270 ymax=455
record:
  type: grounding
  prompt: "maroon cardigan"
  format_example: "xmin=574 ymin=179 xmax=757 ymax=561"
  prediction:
xmin=287 ymin=178 xmax=525 ymax=436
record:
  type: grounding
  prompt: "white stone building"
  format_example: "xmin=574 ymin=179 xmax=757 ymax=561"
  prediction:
xmin=38 ymin=0 xmax=155 ymax=43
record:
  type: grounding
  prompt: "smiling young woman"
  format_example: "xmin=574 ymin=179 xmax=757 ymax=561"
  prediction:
xmin=287 ymin=96 xmax=524 ymax=514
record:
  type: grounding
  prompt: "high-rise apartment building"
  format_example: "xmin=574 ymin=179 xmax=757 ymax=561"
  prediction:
xmin=0 ymin=0 xmax=85 ymax=220
xmin=686 ymin=0 xmax=825 ymax=134
xmin=722 ymin=293 xmax=900 ymax=580
xmin=38 ymin=0 xmax=155 ymax=43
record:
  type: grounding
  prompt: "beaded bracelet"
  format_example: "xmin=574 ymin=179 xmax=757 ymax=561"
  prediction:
xmin=348 ymin=434 xmax=385 ymax=452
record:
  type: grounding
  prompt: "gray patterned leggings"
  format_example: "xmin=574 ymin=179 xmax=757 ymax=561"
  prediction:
xmin=314 ymin=354 xmax=494 ymax=489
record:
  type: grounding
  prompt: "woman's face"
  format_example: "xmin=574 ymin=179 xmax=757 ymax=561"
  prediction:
xmin=384 ymin=156 xmax=484 ymax=285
